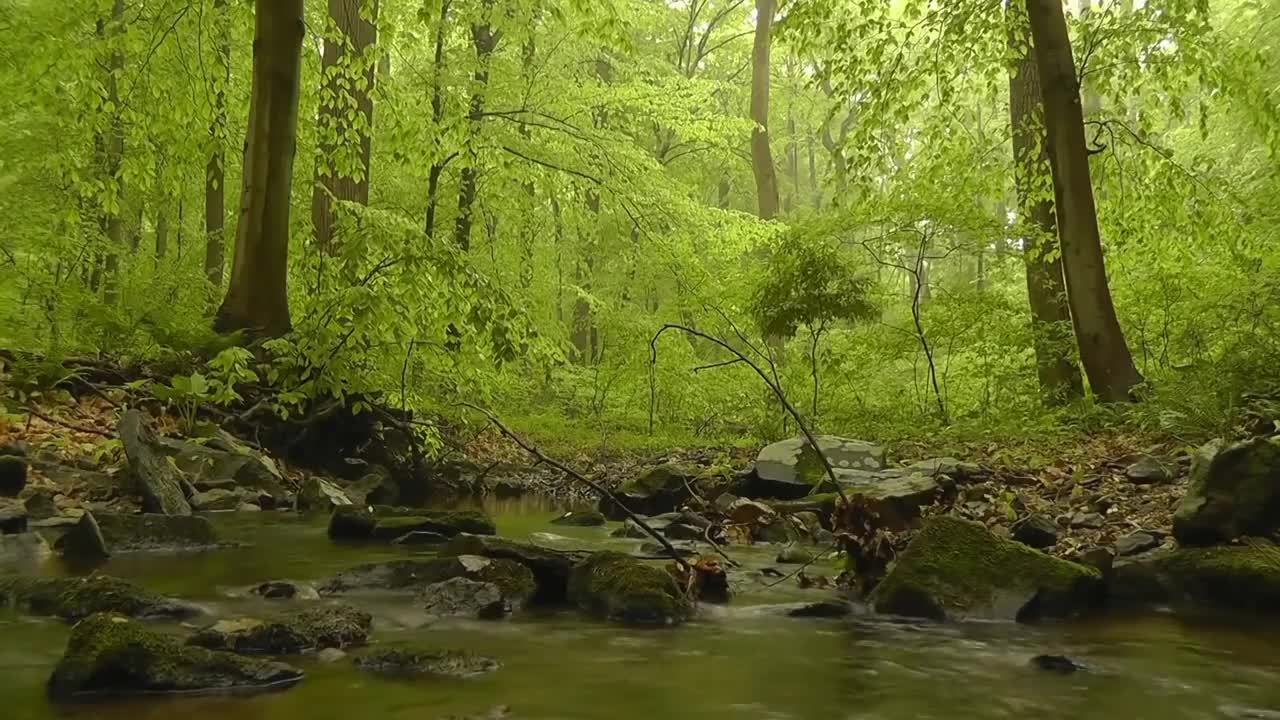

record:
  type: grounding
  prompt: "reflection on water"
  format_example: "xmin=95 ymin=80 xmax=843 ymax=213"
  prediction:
xmin=2 ymin=501 xmax=1279 ymax=720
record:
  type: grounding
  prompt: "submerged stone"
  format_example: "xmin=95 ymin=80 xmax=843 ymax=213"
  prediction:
xmin=870 ymin=516 xmax=1101 ymax=622
xmin=354 ymin=647 xmax=499 ymax=678
xmin=0 ymin=575 xmax=202 ymax=621
xmin=567 ymin=551 xmax=692 ymax=626
xmin=421 ymin=577 xmax=511 ymax=619
xmin=188 ymin=604 xmax=371 ymax=655
xmin=48 ymin=613 xmax=302 ymax=701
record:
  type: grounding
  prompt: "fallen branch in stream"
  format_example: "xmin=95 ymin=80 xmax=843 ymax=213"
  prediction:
xmin=458 ymin=402 xmax=693 ymax=574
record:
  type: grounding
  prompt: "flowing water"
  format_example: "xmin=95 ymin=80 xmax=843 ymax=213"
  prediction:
xmin=2 ymin=498 xmax=1279 ymax=720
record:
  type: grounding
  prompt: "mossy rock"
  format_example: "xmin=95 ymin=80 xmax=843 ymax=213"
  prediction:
xmin=48 ymin=613 xmax=303 ymax=700
xmin=371 ymin=506 xmax=497 ymax=536
xmin=551 ymin=510 xmax=607 ymax=527
xmin=598 ymin=464 xmax=697 ymax=520
xmin=870 ymin=516 xmax=1102 ymax=622
xmin=317 ymin=555 xmax=536 ymax=603
xmin=354 ymin=646 xmax=499 ymax=678
xmin=1173 ymin=437 xmax=1280 ymax=545
xmin=330 ymin=506 xmax=496 ymax=542
xmin=441 ymin=534 xmax=574 ymax=604
xmin=0 ymin=575 xmax=203 ymax=621
xmin=567 ymin=551 xmax=691 ymax=626
xmin=750 ymin=436 xmax=886 ymax=499
xmin=188 ymin=604 xmax=371 ymax=655
xmin=70 ymin=513 xmax=221 ymax=552
xmin=1110 ymin=539 xmax=1280 ymax=612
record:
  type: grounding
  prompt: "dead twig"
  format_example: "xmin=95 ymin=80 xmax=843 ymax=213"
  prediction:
xmin=459 ymin=402 xmax=692 ymax=573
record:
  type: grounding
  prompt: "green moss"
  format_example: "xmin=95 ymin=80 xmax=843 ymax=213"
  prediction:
xmin=317 ymin=556 xmax=535 ymax=602
xmin=1149 ymin=539 xmax=1280 ymax=610
xmin=0 ymin=575 xmax=200 ymax=621
xmin=441 ymin=534 xmax=572 ymax=603
xmin=188 ymin=604 xmax=371 ymax=654
xmin=1174 ymin=437 xmax=1280 ymax=544
xmin=372 ymin=507 xmax=497 ymax=535
xmin=92 ymin=513 xmax=220 ymax=551
xmin=871 ymin=516 xmax=1101 ymax=621
xmin=49 ymin=613 xmax=302 ymax=700
xmin=567 ymin=552 xmax=691 ymax=625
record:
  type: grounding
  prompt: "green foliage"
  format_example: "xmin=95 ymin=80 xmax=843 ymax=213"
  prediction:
xmin=749 ymin=234 xmax=877 ymax=340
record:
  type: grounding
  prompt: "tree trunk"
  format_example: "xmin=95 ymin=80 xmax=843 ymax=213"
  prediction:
xmin=156 ymin=203 xmax=169 ymax=259
xmin=423 ymin=0 xmax=451 ymax=237
xmin=1026 ymin=0 xmax=1141 ymax=402
xmin=312 ymin=0 xmax=379 ymax=255
xmin=214 ymin=0 xmax=305 ymax=337
xmin=453 ymin=6 xmax=500 ymax=252
xmin=205 ymin=0 xmax=229 ymax=289
xmin=749 ymin=0 xmax=779 ymax=220
xmin=1008 ymin=8 xmax=1084 ymax=405
xmin=97 ymin=0 xmax=125 ymax=306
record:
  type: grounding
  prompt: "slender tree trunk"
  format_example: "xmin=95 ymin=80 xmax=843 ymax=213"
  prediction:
xmin=423 ymin=0 xmax=451 ymax=237
xmin=454 ymin=5 xmax=500 ymax=252
xmin=205 ymin=0 xmax=229 ymax=289
xmin=518 ymin=29 xmax=538 ymax=290
xmin=1008 ymin=8 xmax=1084 ymax=404
xmin=749 ymin=0 xmax=779 ymax=220
xmin=215 ymin=0 xmax=305 ymax=337
xmin=97 ymin=0 xmax=125 ymax=306
xmin=156 ymin=203 xmax=169 ymax=259
xmin=312 ymin=0 xmax=378 ymax=255
xmin=1026 ymin=0 xmax=1141 ymax=402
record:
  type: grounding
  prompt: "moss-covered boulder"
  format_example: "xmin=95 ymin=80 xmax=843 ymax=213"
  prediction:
xmin=354 ymin=647 xmax=499 ymax=678
xmin=598 ymin=463 xmax=698 ymax=520
xmin=421 ymin=577 xmax=511 ymax=619
xmin=188 ymin=604 xmax=370 ymax=655
xmin=48 ymin=613 xmax=302 ymax=701
xmin=870 ymin=517 xmax=1102 ymax=622
xmin=0 ymin=575 xmax=203 ymax=621
xmin=57 ymin=512 xmax=220 ymax=554
xmin=328 ymin=505 xmax=495 ymax=542
xmin=1110 ymin=539 xmax=1280 ymax=612
xmin=317 ymin=555 xmax=536 ymax=604
xmin=567 ymin=552 xmax=691 ymax=625
xmin=1173 ymin=437 xmax=1280 ymax=545
xmin=441 ymin=534 xmax=574 ymax=603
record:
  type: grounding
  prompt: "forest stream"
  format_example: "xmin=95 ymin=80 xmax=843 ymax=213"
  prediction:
xmin=3 ymin=497 xmax=1278 ymax=720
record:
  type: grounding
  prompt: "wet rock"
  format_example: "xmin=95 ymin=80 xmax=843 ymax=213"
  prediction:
xmin=1070 ymin=512 xmax=1106 ymax=530
xmin=1125 ymin=455 xmax=1172 ymax=484
xmin=777 ymin=546 xmax=815 ymax=564
xmin=372 ymin=506 xmax=497 ymax=535
xmin=0 ymin=455 xmax=27 ymax=497
xmin=23 ymin=490 xmax=59 ymax=521
xmin=726 ymin=499 xmax=776 ymax=525
xmin=1110 ymin=540 xmax=1280 ymax=612
xmin=191 ymin=488 xmax=242 ymax=511
xmin=754 ymin=516 xmax=799 ymax=544
xmin=551 ymin=510 xmax=606 ymax=527
xmin=1031 ymin=654 xmax=1083 ymax=673
xmin=119 ymin=410 xmax=191 ymax=515
xmin=712 ymin=492 xmax=741 ymax=514
xmin=328 ymin=506 xmax=496 ymax=542
xmin=0 ymin=575 xmax=202 ymax=621
xmin=56 ymin=511 xmax=109 ymax=564
xmin=785 ymin=600 xmax=854 ymax=618
xmin=250 ymin=581 xmax=319 ymax=601
xmin=296 ymin=477 xmax=352 ymax=512
xmin=750 ymin=436 xmax=886 ymax=500
xmin=238 ymin=503 xmax=262 ymax=512
xmin=1173 ymin=437 xmax=1280 ymax=545
xmin=637 ymin=541 xmax=699 ymax=559
xmin=354 ymin=647 xmax=499 ymax=679
xmin=870 ymin=516 xmax=1102 ymax=622
xmin=598 ymin=463 xmax=698 ymax=520
xmin=663 ymin=522 xmax=705 ymax=541
xmin=58 ymin=512 xmax=219 ymax=553
xmin=1115 ymin=531 xmax=1161 ymax=557
xmin=189 ymin=604 xmax=371 ymax=655
xmin=158 ymin=432 xmax=287 ymax=497
xmin=1012 ymin=514 xmax=1058 ymax=549
xmin=0 ymin=531 xmax=51 ymax=565
xmin=441 ymin=534 xmax=573 ymax=604
xmin=48 ymin=613 xmax=303 ymax=701
xmin=316 ymin=648 xmax=347 ymax=663
xmin=345 ymin=468 xmax=399 ymax=507
xmin=611 ymin=516 xmax=669 ymax=539
xmin=0 ymin=500 xmax=27 ymax=534
xmin=568 ymin=552 xmax=691 ymax=625
xmin=392 ymin=530 xmax=450 ymax=545
xmin=328 ymin=505 xmax=378 ymax=540
xmin=421 ymin=577 xmax=511 ymax=619
xmin=318 ymin=555 xmax=536 ymax=605
xmin=1074 ymin=546 xmax=1115 ymax=576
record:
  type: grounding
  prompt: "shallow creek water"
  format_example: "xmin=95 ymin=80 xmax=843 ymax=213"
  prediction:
xmin=2 ymin=498 xmax=1279 ymax=720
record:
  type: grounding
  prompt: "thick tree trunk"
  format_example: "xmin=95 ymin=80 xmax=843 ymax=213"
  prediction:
xmin=749 ymin=0 xmax=779 ymax=220
xmin=454 ymin=9 xmax=500 ymax=252
xmin=1026 ymin=0 xmax=1141 ymax=402
xmin=1009 ymin=8 xmax=1084 ymax=405
xmin=423 ymin=0 xmax=451 ymax=237
xmin=214 ymin=0 xmax=305 ymax=337
xmin=311 ymin=0 xmax=378 ymax=255
xmin=205 ymin=0 xmax=229 ymax=288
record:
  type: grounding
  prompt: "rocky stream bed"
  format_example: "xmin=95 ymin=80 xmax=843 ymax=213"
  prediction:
xmin=2 ymin=409 xmax=1280 ymax=719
